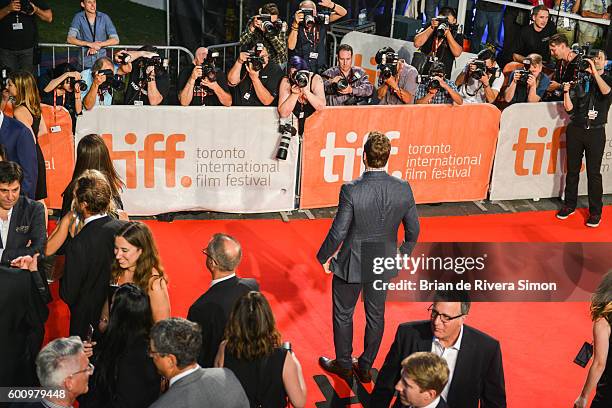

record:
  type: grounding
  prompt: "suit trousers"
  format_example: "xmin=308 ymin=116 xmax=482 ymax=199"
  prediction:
xmin=332 ymin=275 xmax=387 ymax=370
xmin=563 ymin=124 xmax=606 ymax=216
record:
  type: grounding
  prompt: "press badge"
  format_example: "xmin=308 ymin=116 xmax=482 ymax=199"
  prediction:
xmin=50 ymin=125 xmax=62 ymax=133
xmin=299 ymin=111 xmax=305 ymax=119
xmin=134 ymin=100 xmax=144 ymax=106
xmin=563 ymin=17 xmax=570 ymax=29
xmin=12 ymin=22 xmax=23 ymax=30
xmin=588 ymin=109 xmax=598 ymax=120
xmin=309 ymin=52 xmax=318 ymax=59
xmin=243 ymin=92 xmax=251 ymax=100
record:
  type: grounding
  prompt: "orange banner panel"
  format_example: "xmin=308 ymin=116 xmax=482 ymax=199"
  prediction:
xmin=299 ymin=104 xmax=501 ymax=209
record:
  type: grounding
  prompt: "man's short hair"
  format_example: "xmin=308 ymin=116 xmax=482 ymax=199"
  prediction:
xmin=74 ymin=169 xmax=112 ymax=214
xmin=439 ymin=7 xmax=457 ymax=18
xmin=260 ymin=2 xmax=279 ymax=15
xmin=477 ymin=48 xmax=496 ymax=62
xmin=337 ymin=44 xmax=353 ymax=56
xmin=364 ymin=131 xmax=391 ymax=168
xmin=532 ymin=5 xmax=549 ymax=17
xmin=36 ymin=336 xmax=84 ymax=388
xmin=91 ymin=57 xmax=112 ymax=73
xmin=549 ymin=33 xmax=569 ymax=47
xmin=299 ymin=0 xmax=316 ymax=8
xmin=401 ymin=352 xmax=449 ymax=395
xmin=150 ymin=318 xmax=202 ymax=369
xmin=0 ymin=161 xmax=23 ymax=185
xmin=434 ymin=290 xmax=471 ymax=315
xmin=207 ymin=233 xmax=242 ymax=272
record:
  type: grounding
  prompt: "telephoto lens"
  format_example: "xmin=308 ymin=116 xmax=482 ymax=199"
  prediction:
xmin=276 ymin=123 xmax=297 ymax=160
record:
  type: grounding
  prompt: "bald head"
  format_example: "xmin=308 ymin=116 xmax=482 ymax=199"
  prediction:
xmin=206 ymin=233 xmax=242 ymax=273
xmin=194 ymin=47 xmax=208 ymax=65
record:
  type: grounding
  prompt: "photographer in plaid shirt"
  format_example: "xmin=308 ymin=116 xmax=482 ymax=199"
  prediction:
xmin=239 ymin=3 xmax=288 ymax=66
xmin=415 ymin=61 xmax=463 ymax=105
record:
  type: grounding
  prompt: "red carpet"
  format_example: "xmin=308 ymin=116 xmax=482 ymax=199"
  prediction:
xmin=44 ymin=206 xmax=612 ymax=407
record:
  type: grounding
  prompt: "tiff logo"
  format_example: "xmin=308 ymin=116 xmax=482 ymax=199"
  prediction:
xmin=320 ymin=131 xmax=400 ymax=182
xmin=512 ymin=126 xmax=570 ymax=176
xmin=102 ymin=133 xmax=190 ymax=189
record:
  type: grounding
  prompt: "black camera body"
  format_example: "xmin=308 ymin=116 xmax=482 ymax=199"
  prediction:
xmin=418 ymin=75 xmax=442 ymax=91
xmin=433 ymin=16 xmax=451 ymax=38
xmin=247 ymin=43 xmax=265 ymax=72
xmin=258 ymin=14 xmax=283 ymax=35
xmin=471 ymin=60 xmax=487 ymax=79
xmin=144 ymin=55 xmax=168 ymax=69
xmin=376 ymin=52 xmax=399 ymax=81
xmin=276 ymin=123 xmax=297 ymax=160
xmin=290 ymin=70 xmax=311 ymax=88
xmin=516 ymin=59 xmax=531 ymax=85
xmin=97 ymin=69 xmax=124 ymax=90
xmin=20 ymin=0 xmax=34 ymax=14
xmin=572 ymin=43 xmax=598 ymax=73
xmin=67 ymin=77 xmax=88 ymax=92
xmin=330 ymin=71 xmax=363 ymax=94
xmin=300 ymin=8 xmax=328 ymax=27
xmin=197 ymin=51 xmax=219 ymax=85
xmin=116 ymin=53 xmax=132 ymax=65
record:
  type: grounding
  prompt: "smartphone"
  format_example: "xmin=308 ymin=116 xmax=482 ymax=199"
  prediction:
xmin=85 ymin=324 xmax=94 ymax=343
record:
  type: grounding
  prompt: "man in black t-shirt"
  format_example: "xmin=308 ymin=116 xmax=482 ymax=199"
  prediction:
xmin=557 ymin=50 xmax=612 ymax=228
xmin=0 ymin=0 xmax=52 ymax=72
xmin=121 ymin=46 xmax=169 ymax=106
xmin=227 ymin=44 xmax=283 ymax=106
xmin=178 ymin=47 xmax=232 ymax=107
xmin=545 ymin=33 xmax=579 ymax=101
xmin=513 ymin=5 xmax=557 ymax=65
xmin=413 ymin=7 xmax=464 ymax=79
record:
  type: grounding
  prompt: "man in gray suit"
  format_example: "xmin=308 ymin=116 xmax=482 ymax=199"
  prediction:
xmin=148 ymin=317 xmax=249 ymax=408
xmin=317 ymin=131 xmax=420 ymax=384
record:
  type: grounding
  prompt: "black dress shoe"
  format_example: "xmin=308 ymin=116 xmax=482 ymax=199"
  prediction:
xmin=352 ymin=362 xmax=372 ymax=383
xmin=319 ymin=356 xmax=353 ymax=383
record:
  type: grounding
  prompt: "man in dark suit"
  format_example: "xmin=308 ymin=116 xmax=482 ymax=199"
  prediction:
xmin=0 ymin=161 xmax=46 ymax=265
xmin=317 ymin=131 xmax=420 ymax=383
xmin=394 ymin=352 xmax=450 ymax=408
xmin=60 ymin=170 xmax=125 ymax=339
xmin=0 ymin=111 xmax=38 ymax=199
xmin=371 ymin=291 xmax=506 ymax=407
xmin=149 ymin=318 xmax=249 ymax=408
xmin=187 ymin=233 xmax=259 ymax=367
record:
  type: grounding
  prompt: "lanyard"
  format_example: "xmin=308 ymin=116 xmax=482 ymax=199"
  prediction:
xmin=302 ymin=26 xmax=319 ymax=49
xmin=87 ymin=13 xmax=97 ymax=42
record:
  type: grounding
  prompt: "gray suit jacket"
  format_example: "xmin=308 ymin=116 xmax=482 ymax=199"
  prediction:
xmin=317 ymin=171 xmax=420 ymax=283
xmin=149 ymin=367 xmax=249 ymax=408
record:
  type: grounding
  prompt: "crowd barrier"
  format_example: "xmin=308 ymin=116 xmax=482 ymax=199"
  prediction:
xmin=14 ymin=103 xmax=610 ymax=215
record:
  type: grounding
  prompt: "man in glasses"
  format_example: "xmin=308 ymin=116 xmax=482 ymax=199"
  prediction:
xmin=371 ymin=290 xmax=506 ymax=408
xmin=187 ymin=233 xmax=259 ymax=367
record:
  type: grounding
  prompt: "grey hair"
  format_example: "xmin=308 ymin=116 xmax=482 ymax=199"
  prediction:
xmin=150 ymin=318 xmax=202 ymax=369
xmin=36 ymin=336 xmax=84 ymax=388
xmin=433 ymin=290 xmax=471 ymax=315
xmin=207 ymin=233 xmax=242 ymax=272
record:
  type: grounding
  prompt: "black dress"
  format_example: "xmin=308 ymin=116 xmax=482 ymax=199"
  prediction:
xmin=28 ymin=110 xmax=47 ymax=201
xmin=224 ymin=347 xmax=288 ymax=408
xmin=591 ymin=318 xmax=612 ymax=408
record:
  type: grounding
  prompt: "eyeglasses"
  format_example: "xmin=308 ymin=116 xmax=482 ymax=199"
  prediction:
xmin=428 ymin=305 xmax=464 ymax=324
xmin=201 ymin=249 xmax=218 ymax=265
xmin=69 ymin=363 xmax=94 ymax=377
xmin=148 ymin=344 xmax=168 ymax=358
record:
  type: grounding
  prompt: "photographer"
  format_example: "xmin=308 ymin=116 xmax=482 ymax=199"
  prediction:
xmin=321 ymin=44 xmax=373 ymax=106
xmin=504 ymin=53 xmax=551 ymax=104
xmin=546 ymin=33 xmax=579 ymax=101
xmin=278 ymin=56 xmax=325 ymax=134
xmin=375 ymin=46 xmax=419 ymax=105
xmin=178 ymin=46 xmax=232 ymax=107
xmin=456 ymin=48 xmax=504 ymax=104
xmin=240 ymin=3 xmax=287 ymax=66
xmin=122 ymin=45 xmax=170 ymax=106
xmin=39 ymin=63 xmax=84 ymax=131
xmin=228 ymin=43 xmax=283 ymax=106
xmin=415 ymin=61 xmax=463 ymax=105
xmin=287 ymin=0 xmax=347 ymax=74
xmin=558 ymin=49 xmax=611 ymax=228
xmin=413 ymin=7 xmax=463 ymax=79
xmin=0 ymin=0 xmax=52 ymax=72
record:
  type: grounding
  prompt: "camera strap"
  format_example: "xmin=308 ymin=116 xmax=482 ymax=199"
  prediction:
xmin=87 ymin=12 xmax=97 ymax=43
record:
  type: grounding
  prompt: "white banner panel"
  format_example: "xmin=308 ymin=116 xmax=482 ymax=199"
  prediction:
xmin=490 ymin=102 xmax=612 ymax=201
xmin=76 ymin=106 xmax=298 ymax=215
xmin=341 ymin=31 xmax=476 ymax=82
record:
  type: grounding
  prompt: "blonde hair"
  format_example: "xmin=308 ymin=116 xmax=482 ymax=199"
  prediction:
xmin=9 ymin=71 xmax=42 ymax=118
xmin=401 ymin=352 xmax=449 ymax=395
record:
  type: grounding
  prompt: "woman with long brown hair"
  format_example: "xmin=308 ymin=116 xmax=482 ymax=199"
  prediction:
xmin=7 ymin=71 xmax=48 ymax=201
xmin=574 ymin=271 xmax=612 ymax=408
xmin=103 ymin=222 xmax=170 ymax=328
xmin=215 ymin=291 xmax=306 ymax=408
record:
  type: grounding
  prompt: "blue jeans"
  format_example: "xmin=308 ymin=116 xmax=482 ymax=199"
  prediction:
xmin=425 ymin=0 xmax=460 ymax=23
xmin=471 ymin=9 xmax=503 ymax=53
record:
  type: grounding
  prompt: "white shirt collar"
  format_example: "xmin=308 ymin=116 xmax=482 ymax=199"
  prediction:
xmin=83 ymin=213 xmax=107 ymax=226
xmin=419 ymin=396 xmax=441 ymax=408
xmin=169 ymin=364 xmax=200 ymax=387
xmin=365 ymin=167 xmax=386 ymax=172
xmin=210 ymin=272 xmax=236 ymax=287
xmin=433 ymin=325 xmax=463 ymax=351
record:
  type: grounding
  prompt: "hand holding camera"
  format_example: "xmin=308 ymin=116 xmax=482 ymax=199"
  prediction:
xmin=526 ymin=73 xmax=536 ymax=88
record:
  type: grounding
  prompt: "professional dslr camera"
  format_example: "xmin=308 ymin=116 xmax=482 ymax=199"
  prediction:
xmin=144 ymin=55 xmax=168 ymax=70
xmin=246 ymin=43 xmax=265 ymax=72
xmin=329 ymin=71 xmax=364 ymax=94
xmin=289 ymin=69 xmax=311 ymax=88
xmin=19 ymin=0 xmax=34 ymax=14
xmin=196 ymin=51 xmax=219 ymax=86
xmin=375 ymin=47 xmax=399 ymax=84
xmin=417 ymin=62 xmax=446 ymax=91
xmin=276 ymin=120 xmax=297 ymax=160
xmin=257 ymin=14 xmax=284 ymax=35
xmin=470 ymin=60 xmax=500 ymax=80
xmin=300 ymin=8 xmax=329 ymax=28
xmin=97 ymin=69 xmax=124 ymax=90
xmin=572 ymin=43 xmax=599 ymax=73
xmin=515 ymin=59 xmax=531 ymax=85
xmin=67 ymin=76 xmax=88 ymax=92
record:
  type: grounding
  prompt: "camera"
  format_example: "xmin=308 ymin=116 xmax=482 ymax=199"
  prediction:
xmin=144 ymin=55 xmax=168 ymax=69
xmin=515 ymin=59 xmax=531 ymax=85
xmin=67 ymin=77 xmax=88 ymax=92
xmin=258 ymin=14 xmax=283 ymax=35
xmin=20 ymin=0 xmax=34 ymax=14
xmin=300 ymin=8 xmax=329 ymax=27
xmin=418 ymin=75 xmax=442 ymax=91
xmin=276 ymin=122 xmax=297 ymax=160
xmin=290 ymin=70 xmax=311 ymax=88
xmin=247 ymin=43 xmax=265 ymax=72
xmin=330 ymin=71 xmax=363 ymax=94
xmin=116 ymin=53 xmax=132 ymax=65
xmin=196 ymin=51 xmax=219 ymax=85
xmin=97 ymin=69 xmax=124 ymax=90
xmin=470 ymin=60 xmax=499 ymax=80
xmin=572 ymin=43 xmax=598 ymax=72
xmin=433 ymin=15 xmax=450 ymax=38
xmin=375 ymin=50 xmax=399 ymax=81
